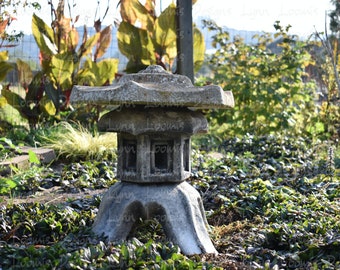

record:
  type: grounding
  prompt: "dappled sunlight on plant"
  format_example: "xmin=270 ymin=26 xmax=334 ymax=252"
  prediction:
xmin=42 ymin=121 xmax=117 ymax=161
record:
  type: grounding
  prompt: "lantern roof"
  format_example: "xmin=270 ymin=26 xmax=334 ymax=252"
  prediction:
xmin=70 ymin=65 xmax=234 ymax=109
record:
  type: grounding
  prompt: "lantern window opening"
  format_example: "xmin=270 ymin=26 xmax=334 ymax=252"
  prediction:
xmin=183 ymin=138 xmax=190 ymax=172
xmin=151 ymin=140 xmax=174 ymax=174
xmin=122 ymin=139 xmax=137 ymax=172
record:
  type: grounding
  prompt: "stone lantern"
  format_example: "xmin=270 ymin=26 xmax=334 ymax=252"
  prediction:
xmin=70 ymin=65 xmax=234 ymax=255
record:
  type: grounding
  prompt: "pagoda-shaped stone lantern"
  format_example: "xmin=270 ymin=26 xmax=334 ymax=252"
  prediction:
xmin=70 ymin=65 xmax=234 ymax=255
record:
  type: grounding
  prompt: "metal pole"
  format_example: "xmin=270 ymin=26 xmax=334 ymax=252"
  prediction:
xmin=176 ymin=0 xmax=194 ymax=83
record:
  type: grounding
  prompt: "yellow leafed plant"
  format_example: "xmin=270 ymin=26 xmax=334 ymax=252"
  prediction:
xmin=43 ymin=121 xmax=117 ymax=161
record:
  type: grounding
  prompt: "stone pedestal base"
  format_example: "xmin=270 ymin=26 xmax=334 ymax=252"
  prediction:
xmin=92 ymin=181 xmax=217 ymax=255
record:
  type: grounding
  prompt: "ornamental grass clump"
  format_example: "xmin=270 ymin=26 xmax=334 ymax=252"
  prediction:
xmin=44 ymin=122 xmax=117 ymax=161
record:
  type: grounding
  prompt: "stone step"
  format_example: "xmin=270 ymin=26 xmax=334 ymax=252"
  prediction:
xmin=1 ymin=155 xmax=30 ymax=173
xmin=0 ymin=147 xmax=56 ymax=175
xmin=19 ymin=147 xmax=56 ymax=164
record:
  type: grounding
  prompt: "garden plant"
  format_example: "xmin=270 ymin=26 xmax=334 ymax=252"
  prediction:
xmin=0 ymin=0 xmax=339 ymax=269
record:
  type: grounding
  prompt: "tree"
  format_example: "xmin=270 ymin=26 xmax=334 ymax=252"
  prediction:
xmin=0 ymin=0 xmax=40 ymax=48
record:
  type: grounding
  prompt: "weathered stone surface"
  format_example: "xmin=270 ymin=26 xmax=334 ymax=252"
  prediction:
xmin=20 ymin=147 xmax=56 ymax=164
xmin=92 ymin=181 xmax=218 ymax=255
xmin=98 ymin=107 xmax=208 ymax=135
xmin=0 ymin=147 xmax=56 ymax=175
xmin=70 ymin=65 xmax=234 ymax=109
xmin=116 ymin=133 xmax=191 ymax=183
xmin=0 ymin=155 xmax=30 ymax=174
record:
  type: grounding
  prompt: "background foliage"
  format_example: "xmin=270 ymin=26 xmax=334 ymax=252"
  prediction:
xmin=200 ymin=21 xmax=322 ymax=140
xmin=117 ymin=0 xmax=205 ymax=73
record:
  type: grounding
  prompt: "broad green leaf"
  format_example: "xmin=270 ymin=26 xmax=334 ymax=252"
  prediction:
xmin=77 ymin=58 xmax=118 ymax=86
xmin=153 ymin=3 xmax=176 ymax=49
xmin=0 ymin=51 xmax=9 ymax=61
xmin=193 ymin=26 xmax=205 ymax=72
xmin=117 ymin=21 xmax=155 ymax=66
xmin=51 ymin=53 xmax=74 ymax=90
xmin=152 ymin=3 xmax=179 ymax=68
xmin=119 ymin=0 xmax=155 ymax=31
xmin=26 ymin=72 xmax=43 ymax=103
xmin=125 ymin=59 xmax=148 ymax=73
xmin=117 ymin=21 xmax=142 ymax=60
xmin=0 ymin=61 xmax=14 ymax=81
xmin=1 ymin=89 xmax=26 ymax=111
xmin=1 ymin=89 xmax=34 ymax=122
xmin=76 ymin=62 xmax=96 ymax=86
xmin=95 ymin=59 xmax=119 ymax=85
xmin=32 ymin=13 xmax=56 ymax=56
xmin=0 ymin=178 xmax=17 ymax=194
xmin=16 ymin=59 xmax=33 ymax=86
xmin=0 ymin=96 xmax=7 ymax=107
xmin=44 ymin=77 xmax=60 ymax=111
xmin=78 ymin=32 xmax=100 ymax=58
xmin=0 ymin=102 xmax=28 ymax=127
xmin=95 ymin=25 xmax=113 ymax=59
xmin=68 ymin=27 xmax=79 ymax=51
xmin=121 ymin=244 xmax=129 ymax=261
xmin=139 ymin=28 xmax=155 ymax=65
xmin=39 ymin=95 xmax=56 ymax=116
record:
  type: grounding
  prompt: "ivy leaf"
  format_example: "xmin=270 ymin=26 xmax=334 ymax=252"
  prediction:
xmin=121 ymin=244 xmax=130 ymax=261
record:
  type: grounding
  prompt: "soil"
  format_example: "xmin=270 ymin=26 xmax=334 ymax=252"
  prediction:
xmin=0 ymin=186 xmax=107 ymax=207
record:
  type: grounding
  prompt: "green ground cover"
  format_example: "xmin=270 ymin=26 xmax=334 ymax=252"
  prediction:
xmin=0 ymin=132 xmax=339 ymax=269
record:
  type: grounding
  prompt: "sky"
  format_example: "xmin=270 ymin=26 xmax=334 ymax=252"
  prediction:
xmin=8 ymin=0 xmax=334 ymax=38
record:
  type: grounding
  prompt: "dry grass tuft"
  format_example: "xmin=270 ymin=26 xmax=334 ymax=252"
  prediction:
xmin=43 ymin=121 xmax=117 ymax=161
